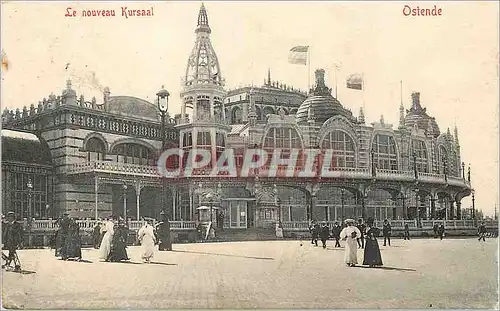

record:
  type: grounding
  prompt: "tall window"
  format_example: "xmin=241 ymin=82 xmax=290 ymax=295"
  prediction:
xmin=86 ymin=137 xmax=106 ymax=161
xmin=112 ymin=143 xmax=154 ymax=165
xmin=371 ymin=134 xmax=398 ymax=170
xmin=263 ymin=127 xmax=302 ymax=149
xmin=321 ymin=130 xmax=355 ymax=168
xmin=412 ymin=140 xmax=429 ymax=173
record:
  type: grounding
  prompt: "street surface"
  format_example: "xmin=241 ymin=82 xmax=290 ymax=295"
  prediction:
xmin=2 ymin=238 xmax=498 ymax=309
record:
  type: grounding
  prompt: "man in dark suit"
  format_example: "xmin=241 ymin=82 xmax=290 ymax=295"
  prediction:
xmin=383 ymin=219 xmax=392 ymax=246
xmin=356 ymin=218 xmax=366 ymax=249
xmin=2 ymin=212 xmax=24 ymax=271
xmin=478 ymin=222 xmax=487 ymax=242
xmin=319 ymin=223 xmax=330 ymax=249
xmin=331 ymin=222 xmax=342 ymax=247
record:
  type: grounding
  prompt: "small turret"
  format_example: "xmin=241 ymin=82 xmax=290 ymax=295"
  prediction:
xmin=380 ymin=114 xmax=385 ymax=125
xmin=398 ymin=102 xmax=405 ymax=129
xmin=454 ymin=125 xmax=460 ymax=146
xmin=62 ymin=78 xmax=77 ymax=105
xmin=103 ymin=87 xmax=110 ymax=110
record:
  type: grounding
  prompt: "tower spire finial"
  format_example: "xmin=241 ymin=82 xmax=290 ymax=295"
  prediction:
xmin=196 ymin=2 xmax=211 ymax=33
xmin=267 ymin=68 xmax=271 ymax=86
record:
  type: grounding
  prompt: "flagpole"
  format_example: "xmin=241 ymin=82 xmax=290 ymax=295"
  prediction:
xmin=400 ymin=80 xmax=403 ymax=106
xmin=362 ymin=72 xmax=365 ymax=113
xmin=307 ymin=46 xmax=311 ymax=92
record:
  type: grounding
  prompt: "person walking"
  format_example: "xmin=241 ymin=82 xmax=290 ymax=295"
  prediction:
xmin=107 ymin=218 xmax=130 ymax=262
xmin=319 ymin=223 xmax=330 ymax=249
xmin=433 ymin=223 xmax=439 ymax=238
xmin=438 ymin=223 xmax=445 ymax=240
xmin=478 ymin=222 xmax=487 ymax=242
xmin=156 ymin=211 xmax=172 ymax=251
xmin=331 ymin=222 xmax=342 ymax=248
xmin=138 ymin=220 xmax=156 ymax=263
xmin=403 ymin=223 xmax=410 ymax=240
xmin=1 ymin=212 xmax=23 ymax=272
xmin=340 ymin=219 xmax=361 ymax=267
xmin=92 ymin=222 xmax=102 ymax=249
xmin=382 ymin=219 xmax=392 ymax=246
xmin=99 ymin=217 xmax=115 ymax=261
xmin=363 ymin=217 xmax=383 ymax=267
xmin=356 ymin=218 xmax=366 ymax=249
xmin=62 ymin=218 xmax=82 ymax=261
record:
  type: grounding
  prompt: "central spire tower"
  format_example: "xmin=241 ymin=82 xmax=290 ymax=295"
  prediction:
xmin=178 ymin=3 xmax=230 ymax=171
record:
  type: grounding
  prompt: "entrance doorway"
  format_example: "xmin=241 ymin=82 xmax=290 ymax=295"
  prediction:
xmin=229 ymin=201 xmax=247 ymax=228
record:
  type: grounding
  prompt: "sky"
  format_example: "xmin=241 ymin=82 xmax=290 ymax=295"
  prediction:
xmin=1 ymin=1 xmax=499 ymax=216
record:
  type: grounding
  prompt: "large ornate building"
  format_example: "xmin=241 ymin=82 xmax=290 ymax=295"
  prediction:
xmin=1 ymin=4 xmax=472 ymax=228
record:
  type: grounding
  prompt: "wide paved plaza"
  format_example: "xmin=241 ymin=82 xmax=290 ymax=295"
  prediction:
xmin=2 ymin=238 xmax=498 ymax=309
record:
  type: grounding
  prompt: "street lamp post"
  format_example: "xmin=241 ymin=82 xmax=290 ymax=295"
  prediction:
xmin=341 ymin=188 xmax=346 ymax=223
xmin=27 ymin=178 xmax=33 ymax=219
xmin=123 ymin=184 xmax=128 ymax=220
xmin=157 ymin=86 xmax=170 ymax=218
xmin=471 ymin=189 xmax=475 ymax=220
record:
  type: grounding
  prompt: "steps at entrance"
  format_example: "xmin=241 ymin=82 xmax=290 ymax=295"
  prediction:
xmin=213 ymin=228 xmax=277 ymax=242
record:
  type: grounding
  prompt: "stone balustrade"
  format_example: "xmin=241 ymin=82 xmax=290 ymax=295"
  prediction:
xmin=23 ymin=219 xmax=197 ymax=232
xmin=280 ymin=219 xmax=497 ymax=230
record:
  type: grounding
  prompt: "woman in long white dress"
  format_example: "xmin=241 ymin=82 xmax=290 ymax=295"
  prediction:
xmin=138 ymin=221 xmax=156 ymax=263
xmin=340 ymin=219 xmax=362 ymax=267
xmin=99 ymin=218 xmax=115 ymax=261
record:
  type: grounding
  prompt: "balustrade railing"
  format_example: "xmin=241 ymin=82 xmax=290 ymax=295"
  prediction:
xmin=24 ymin=219 xmax=197 ymax=232
xmin=66 ymin=161 xmax=471 ymax=189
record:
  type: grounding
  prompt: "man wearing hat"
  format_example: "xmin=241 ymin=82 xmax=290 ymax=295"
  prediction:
xmin=155 ymin=210 xmax=172 ymax=251
xmin=55 ymin=212 xmax=71 ymax=258
xmin=2 ymin=212 xmax=24 ymax=271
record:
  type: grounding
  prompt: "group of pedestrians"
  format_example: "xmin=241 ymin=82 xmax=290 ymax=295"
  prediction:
xmin=54 ymin=212 xmax=82 ymax=261
xmin=309 ymin=218 xmax=384 ymax=267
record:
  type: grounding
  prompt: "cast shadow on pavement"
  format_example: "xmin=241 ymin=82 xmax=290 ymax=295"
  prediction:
xmin=172 ymin=250 xmax=274 ymax=260
xmin=148 ymin=262 xmax=177 ymax=266
xmin=354 ymin=265 xmax=416 ymax=272
xmin=58 ymin=258 xmax=93 ymax=263
xmin=3 ymin=268 xmax=36 ymax=275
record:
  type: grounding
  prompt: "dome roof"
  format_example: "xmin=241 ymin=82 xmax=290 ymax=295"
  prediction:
xmin=404 ymin=92 xmax=440 ymax=137
xmin=296 ymin=69 xmax=355 ymax=124
xmin=1 ymin=130 xmax=52 ymax=165
xmin=107 ymin=96 xmax=159 ymax=121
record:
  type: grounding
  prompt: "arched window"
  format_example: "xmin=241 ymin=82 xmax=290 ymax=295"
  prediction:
xmin=263 ymin=127 xmax=302 ymax=149
xmin=371 ymin=134 xmax=398 ymax=170
xmin=86 ymin=137 xmax=106 ymax=161
xmin=438 ymin=145 xmax=448 ymax=174
xmin=321 ymin=130 xmax=355 ymax=168
xmin=112 ymin=143 xmax=155 ymax=165
xmin=232 ymin=107 xmax=242 ymax=124
xmin=412 ymin=140 xmax=429 ymax=173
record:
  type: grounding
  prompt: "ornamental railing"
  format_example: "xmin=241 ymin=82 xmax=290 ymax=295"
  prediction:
xmin=280 ymin=219 xmax=497 ymax=230
xmin=65 ymin=160 xmax=471 ymax=188
xmin=23 ymin=219 xmax=197 ymax=232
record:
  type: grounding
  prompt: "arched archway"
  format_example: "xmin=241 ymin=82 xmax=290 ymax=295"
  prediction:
xmin=316 ymin=187 xmax=358 ymax=221
xmin=232 ymin=106 xmax=242 ymax=124
xmin=365 ymin=188 xmax=395 ymax=220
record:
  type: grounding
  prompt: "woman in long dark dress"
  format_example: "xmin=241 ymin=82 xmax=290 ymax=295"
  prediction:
xmin=363 ymin=218 xmax=383 ymax=267
xmin=62 ymin=219 xmax=82 ymax=261
xmin=107 ymin=220 xmax=129 ymax=262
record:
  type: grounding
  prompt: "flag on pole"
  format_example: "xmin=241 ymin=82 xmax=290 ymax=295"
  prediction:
xmin=288 ymin=46 xmax=309 ymax=65
xmin=346 ymin=73 xmax=363 ymax=90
